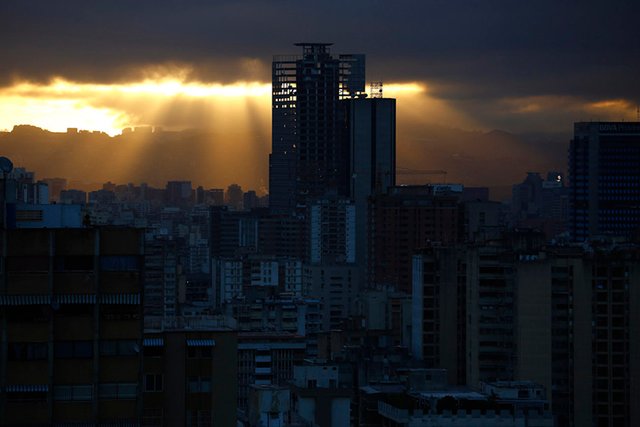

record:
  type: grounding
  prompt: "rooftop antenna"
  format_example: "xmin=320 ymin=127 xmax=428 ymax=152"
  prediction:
xmin=370 ymin=81 xmax=383 ymax=99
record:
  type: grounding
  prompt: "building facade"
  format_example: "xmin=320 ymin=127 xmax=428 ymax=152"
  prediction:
xmin=270 ymin=43 xmax=365 ymax=214
xmin=569 ymin=122 xmax=640 ymax=241
xmin=0 ymin=228 xmax=144 ymax=425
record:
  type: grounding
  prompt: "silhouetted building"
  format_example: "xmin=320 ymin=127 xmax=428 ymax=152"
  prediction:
xmin=511 ymin=171 xmax=568 ymax=239
xmin=412 ymin=236 xmax=640 ymax=427
xmin=258 ymin=213 xmax=307 ymax=259
xmin=210 ymin=206 xmax=260 ymax=258
xmin=243 ymin=190 xmax=258 ymax=210
xmin=60 ymin=189 xmax=87 ymax=205
xmin=344 ymin=97 xmax=396 ymax=279
xmin=270 ymin=43 xmax=365 ymax=213
xmin=569 ymin=122 xmax=640 ymax=241
xmin=0 ymin=228 xmax=144 ymax=425
xmin=308 ymin=197 xmax=356 ymax=264
xmin=142 ymin=328 xmax=237 ymax=427
xmin=369 ymin=185 xmax=460 ymax=292
xmin=42 ymin=178 xmax=67 ymax=203
xmin=237 ymin=332 xmax=306 ymax=412
xmin=225 ymin=184 xmax=244 ymax=211
xmin=166 ymin=181 xmax=192 ymax=208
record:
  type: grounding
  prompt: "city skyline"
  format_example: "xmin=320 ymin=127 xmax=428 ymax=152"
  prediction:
xmin=3 ymin=3 xmax=640 ymax=426
xmin=4 ymin=2 xmax=640 ymax=195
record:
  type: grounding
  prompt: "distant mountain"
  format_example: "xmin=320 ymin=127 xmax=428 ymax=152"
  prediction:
xmin=0 ymin=123 xmax=569 ymax=199
xmin=396 ymin=124 xmax=569 ymax=199
xmin=0 ymin=125 xmax=269 ymax=193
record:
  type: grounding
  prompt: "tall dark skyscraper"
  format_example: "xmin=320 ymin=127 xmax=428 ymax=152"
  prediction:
xmin=344 ymin=97 xmax=396 ymax=272
xmin=569 ymin=122 xmax=640 ymax=241
xmin=269 ymin=43 xmax=365 ymax=213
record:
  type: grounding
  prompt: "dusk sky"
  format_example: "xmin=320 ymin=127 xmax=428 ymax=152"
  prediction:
xmin=1 ymin=1 xmax=639 ymax=192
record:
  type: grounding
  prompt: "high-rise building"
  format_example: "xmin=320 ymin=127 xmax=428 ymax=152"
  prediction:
xmin=569 ymin=122 xmax=640 ymax=241
xmin=411 ymin=236 xmax=640 ymax=427
xmin=270 ymin=43 xmax=365 ymax=213
xmin=344 ymin=97 xmax=396 ymax=274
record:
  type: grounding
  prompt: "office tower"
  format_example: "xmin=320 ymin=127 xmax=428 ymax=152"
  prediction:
xmin=569 ymin=122 xmax=640 ymax=241
xmin=344 ymin=97 xmax=396 ymax=274
xmin=0 ymin=228 xmax=144 ymax=425
xmin=270 ymin=43 xmax=365 ymax=213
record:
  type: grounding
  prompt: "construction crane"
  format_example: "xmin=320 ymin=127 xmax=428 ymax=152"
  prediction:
xmin=396 ymin=167 xmax=447 ymax=183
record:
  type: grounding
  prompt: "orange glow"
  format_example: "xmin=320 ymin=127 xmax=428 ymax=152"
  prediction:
xmin=382 ymin=82 xmax=426 ymax=96
xmin=0 ymin=77 xmax=272 ymax=135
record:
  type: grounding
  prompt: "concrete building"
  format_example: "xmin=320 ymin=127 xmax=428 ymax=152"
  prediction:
xmin=212 ymin=258 xmax=243 ymax=306
xmin=144 ymin=234 xmax=183 ymax=319
xmin=258 ymin=213 xmax=307 ymax=260
xmin=344 ymin=97 xmax=396 ymax=279
xmin=12 ymin=203 xmax=83 ymax=228
xmin=291 ymin=364 xmax=351 ymax=427
xmin=308 ymin=198 xmax=356 ymax=264
xmin=246 ymin=385 xmax=290 ymax=427
xmin=304 ymin=263 xmax=359 ymax=330
xmin=270 ymin=43 xmax=365 ymax=214
xmin=210 ymin=206 xmax=260 ymax=258
xmin=0 ymin=228 xmax=144 ymax=425
xmin=142 ymin=328 xmax=237 ymax=427
xmin=237 ymin=332 xmax=306 ymax=412
xmin=569 ymin=122 xmax=640 ymax=241
xmin=369 ymin=185 xmax=460 ymax=293
xmin=411 ymin=236 xmax=640 ymax=427
xmin=411 ymin=246 xmax=467 ymax=386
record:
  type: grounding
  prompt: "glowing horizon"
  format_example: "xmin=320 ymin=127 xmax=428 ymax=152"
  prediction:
xmin=0 ymin=77 xmax=429 ymax=136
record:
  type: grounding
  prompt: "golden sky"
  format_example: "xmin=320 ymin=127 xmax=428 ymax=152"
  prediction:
xmin=0 ymin=71 xmax=636 ymax=193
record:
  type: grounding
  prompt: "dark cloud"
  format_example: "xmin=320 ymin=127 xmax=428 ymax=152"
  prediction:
xmin=2 ymin=0 xmax=640 ymax=130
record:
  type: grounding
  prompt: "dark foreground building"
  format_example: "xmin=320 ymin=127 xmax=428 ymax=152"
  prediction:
xmin=0 ymin=228 xmax=144 ymax=425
